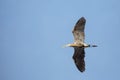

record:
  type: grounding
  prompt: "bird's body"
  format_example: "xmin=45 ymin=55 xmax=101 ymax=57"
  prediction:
xmin=65 ymin=17 xmax=97 ymax=72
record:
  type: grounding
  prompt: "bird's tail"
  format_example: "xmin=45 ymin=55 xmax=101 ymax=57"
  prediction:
xmin=62 ymin=44 xmax=70 ymax=48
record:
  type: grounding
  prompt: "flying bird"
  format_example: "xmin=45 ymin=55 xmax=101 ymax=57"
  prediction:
xmin=64 ymin=17 xmax=97 ymax=72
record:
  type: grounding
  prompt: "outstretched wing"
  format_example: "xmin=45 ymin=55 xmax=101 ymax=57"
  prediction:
xmin=73 ymin=47 xmax=85 ymax=72
xmin=72 ymin=17 xmax=86 ymax=43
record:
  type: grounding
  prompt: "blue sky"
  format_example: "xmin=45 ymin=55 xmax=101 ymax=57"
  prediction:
xmin=1 ymin=0 xmax=120 ymax=80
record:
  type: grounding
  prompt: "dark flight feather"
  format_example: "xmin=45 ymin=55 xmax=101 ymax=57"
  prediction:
xmin=73 ymin=47 xmax=85 ymax=72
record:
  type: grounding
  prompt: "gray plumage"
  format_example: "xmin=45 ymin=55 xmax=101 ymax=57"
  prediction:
xmin=64 ymin=17 xmax=97 ymax=72
xmin=72 ymin=17 xmax=86 ymax=72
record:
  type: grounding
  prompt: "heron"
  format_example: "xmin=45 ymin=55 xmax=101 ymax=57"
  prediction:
xmin=64 ymin=17 xmax=97 ymax=72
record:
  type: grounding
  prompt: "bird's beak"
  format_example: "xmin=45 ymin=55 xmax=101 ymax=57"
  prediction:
xmin=92 ymin=45 xmax=98 ymax=47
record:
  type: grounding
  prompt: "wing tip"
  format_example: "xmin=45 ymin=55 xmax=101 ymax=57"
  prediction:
xmin=80 ymin=16 xmax=85 ymax=19
xmin=78 ymin=17 xmax=86 ymax=23
xmin=72 ymin=16 xmax=86 ymax=32
xmin=76 ymin=61 xmax=85 ymax=72
xmin=77 ymin=66 xmax=85 ymax=72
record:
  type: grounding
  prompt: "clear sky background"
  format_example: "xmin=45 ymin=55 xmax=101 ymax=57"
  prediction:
xmin=0 ymin=0 xmax=120 ymax=80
